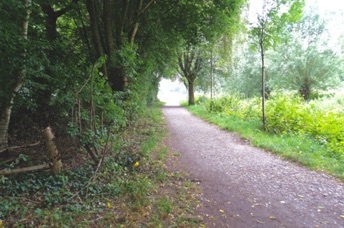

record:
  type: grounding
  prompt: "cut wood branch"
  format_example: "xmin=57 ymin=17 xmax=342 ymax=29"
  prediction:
xmin=0 ymin=163 xmax=49 ymax=176
xmin=0 ymin=141 xmax=40 ymax=153
xmin=3 ymin=158 xmax=16 ymax=163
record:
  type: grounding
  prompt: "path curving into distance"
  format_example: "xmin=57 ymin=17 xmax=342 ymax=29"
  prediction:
xmin=162 ymin=106 xmax=344 ymax=228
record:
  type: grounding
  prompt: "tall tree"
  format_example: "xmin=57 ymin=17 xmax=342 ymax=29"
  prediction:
xmin=177 ymin=49 xmax=203 ymax=105
xmin=268 ymin=11 xmax=342 ymax=99
xmin=169 ymin=0 xmax=246 ymax=105
xmin=251 ymin=0 xmax=304 ymax=128
xmin=0 ymin=0 xmax=31 ymax=152
xmin=86 ymin=0 xmax=156 ymax=92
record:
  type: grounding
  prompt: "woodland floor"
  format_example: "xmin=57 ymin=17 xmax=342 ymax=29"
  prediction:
xmin=162 ymin=106 xmax=344 ymax=228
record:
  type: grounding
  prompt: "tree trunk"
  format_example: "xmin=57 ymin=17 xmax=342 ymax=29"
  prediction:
xmin=0 ymin=0 xmax=31 ymax=153
xmin=43 ymin=127 xmax=62 ymax=175
xmin=103 ymin=0 xmax=115 ymax=57
xmin=210 ymin=49 xmax=214 ymax=111
xmin=34 ymin=4 xmax=68 ymax=122
xmin=86 ymin=0 xmax=105 ymax=60
xmin=260 ymin=27 xmax=266 ymax=129
xmin=300 ymin=78 xmax=311 ymax=100
xmin=108 ymin=67 xmax=126 ymax=92
xmin=0 ymin=102 xmax=12 ymax=151
xmin=188 ymin=80 xmax=195 ymax=106
xmin=129 ymin=0 xmax=143 ymax=46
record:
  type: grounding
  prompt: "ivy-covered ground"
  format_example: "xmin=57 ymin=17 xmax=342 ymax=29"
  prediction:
xmin=0 ymin=108 xmax=204 ymax=227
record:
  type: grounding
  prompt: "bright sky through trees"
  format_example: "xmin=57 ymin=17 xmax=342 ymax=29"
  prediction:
xmin=158 ymin=0 xmax=344 ymax=105
xmin=158 ymin=79 xmax=187 ymax=105
xmin=249 ymin=0 xmax=344 ymax=50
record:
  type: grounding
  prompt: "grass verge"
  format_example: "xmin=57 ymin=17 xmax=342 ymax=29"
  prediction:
xmin=0 ymin=107 xmax=204 ymax=227
xmin=187 ymin=104 xmax=344 ymax=181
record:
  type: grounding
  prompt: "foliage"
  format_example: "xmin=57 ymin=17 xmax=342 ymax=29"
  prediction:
xmin=193 ymin=92 xmax=344 ymax=171
xmin=201 ymin=94 xmax=260 ymax=120
xmin=268 ymin=10 xmax=342 ymax=100
xmin=0 ymin=0 xmax=28 ymax=108
xmin=264 ymin=93 xmax=344 ymax=160
xmin=248 ymin=0 xmax=304 ymax=127
xmin=177 ymin=47 xmax=205 ymax=105
xmin=264 ymin=93 xmax=313 ymax=134
xmin=1 ymin=0 xmax=247 ymax=224
xmin=310 ymin=91 xmax=344 ymax=113
xmin=1 ymin=108 xmax=204 ymax=227
xmin=250 ymin=0 xmax=304 ymax=51
xmin=187 ymin=94 xmax=344 ymax=180
xmin=224 ymin=48 xmax=262 ymax=97
xmin=158 ymin=0 xmax=246 ymax=47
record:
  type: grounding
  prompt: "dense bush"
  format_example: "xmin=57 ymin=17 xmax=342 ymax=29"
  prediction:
xmin=265 ymin=93 xmax=314 ymax=134
xmin=200 ymin=94 xmax=260 ymax=120
xmin=198 ymin=92 xmax=344 ymax=159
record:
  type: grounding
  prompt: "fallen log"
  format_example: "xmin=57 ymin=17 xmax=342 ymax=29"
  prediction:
xmin=0 ymin=128 xmax=63 ymax=176
xmin=0 ymin=163 xmax=49 ymax=176
xmin=0 ymin=141 xmax=40 ymax=153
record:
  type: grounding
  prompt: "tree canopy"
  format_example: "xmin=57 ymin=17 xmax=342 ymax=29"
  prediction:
xmin=0 ymin=0 xmax=247 ymax=156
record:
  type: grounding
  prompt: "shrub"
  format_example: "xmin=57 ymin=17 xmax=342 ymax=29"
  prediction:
xmin=195 ymin=92 xmax=344 ymax=158
xmin=265 ymin=93 xmax=313 ymax=134
xmin=312 ymin=111 xmax=344 ymax=159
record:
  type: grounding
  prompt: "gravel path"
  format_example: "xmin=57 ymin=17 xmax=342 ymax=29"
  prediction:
xmin=162 ymin=106 xmax=344 ymax=228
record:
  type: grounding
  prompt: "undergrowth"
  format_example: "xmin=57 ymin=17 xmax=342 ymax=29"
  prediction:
xmin=185 ymin=93 xmax=344 ymax=181
xmin=0 ymin=107 xmax=204 ymax=227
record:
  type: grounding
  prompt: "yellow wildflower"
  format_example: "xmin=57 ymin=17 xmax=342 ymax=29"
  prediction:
xmin=133 ymin=161 xmax=140 ymax=167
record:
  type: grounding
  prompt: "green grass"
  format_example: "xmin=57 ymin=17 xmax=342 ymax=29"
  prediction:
xmin=187 ymin=105 xmax=344 ymax=181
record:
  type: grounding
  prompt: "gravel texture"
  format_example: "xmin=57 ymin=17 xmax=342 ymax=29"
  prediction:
xmin=162 ymin=106 xmax=344 ymax=228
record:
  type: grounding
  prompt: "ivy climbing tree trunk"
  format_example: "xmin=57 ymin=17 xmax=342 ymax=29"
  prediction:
xmin=0 ymin=0 xmax=31 ymax=153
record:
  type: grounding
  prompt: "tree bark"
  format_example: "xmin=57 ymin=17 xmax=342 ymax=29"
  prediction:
xmin=0 ymin=0 xmax=31 ymax=153
xmin=108 ymin=67 xmax=126 ymax=92
xmin=86 ymin=0 xmax=155 ymax=92
xmin=43 ymin=127 xmax=62 ymax=175
xmin=103 ymin=0 xmax=115 ymax=57
xmin=40 ymin=3 xmax=67 ymax=41
xmin=34 ymin=4 xmax=68 ymax=122
xmin=0 ymin=102 xmax=12 ymax=151
xmin=177 ymin=50 xmax=202 ymax=106
xmin=188 ymin=80 xmax=195 ymax=105
xmin=86 ymin=0 xmax=105 ymax=60
xmin=210 ymin=48 xmax=214 ymax=111
xmin=259 ymin=27 xmax=266 ymax=129
xmin=299 ymin=81 xmax=311 ymax=100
